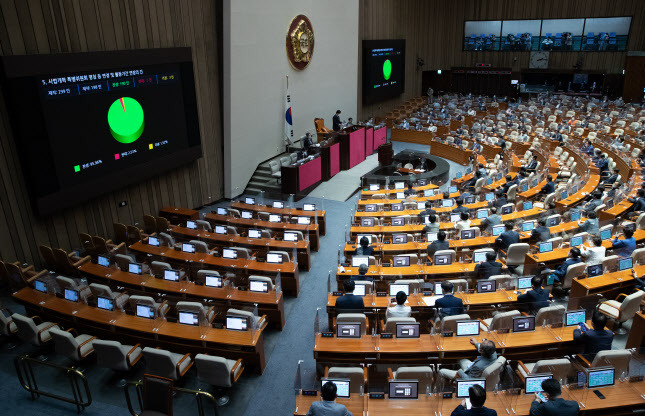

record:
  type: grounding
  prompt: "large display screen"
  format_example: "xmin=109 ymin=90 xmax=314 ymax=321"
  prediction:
xmin=362 ymin=39 xmax=405 ymax=104
xmin=1 ymin=48 xmax=201 ymax=215
xmin=464 ymin=17 xmax=632 ymax=52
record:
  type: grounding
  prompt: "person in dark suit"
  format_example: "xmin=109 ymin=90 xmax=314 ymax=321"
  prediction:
xmin=332 ymin=110 xmax=342 ymax=131
xmin=495 ymin=222 xmax=519 ymax=252
xmin=529 ymin=218 xmax=551 ymax=244
xmin=306 ymin=380 xmax=353 ymax=416
xmin=435 ymin=281 xmax=465 ymax=317
xmin=595 ymin=153 xmax=609 ymax=176
xmin=552 ymin=247 xmax=582 ymax=283
xmin=302 ymin=132 xmax=313 ymax=150
xmin=489 ymin=190 xmax=508 ymax=209
xmin=451 ymin=384 xmax=497 ymax=416
xmin=452 ymin=198 xmax=470 ymax=214
xmin=334 ymin=279 xmax=364 ymax=312
xmin=539 ymin=176 xmax=555 ymax=195
xmin=529 ymin=378 xmax=579 ymax=416
xmin=418 ymin=201 xmax=437 ymax=220
xmin=526 ymin=155 xmax=538 ymax=172
xmin=603 ymin=168 xmax=619 ymax=185
xmin=474 ymin=251 xmax=503 ymax=280
xmin=573 ymin=310 xmax=613 ymax=360
xmin=353 ymin=264 xmax=372 ymax=282
xmin=427 ymin=230 xmax=450 ymax=260
xmin=517 ymin=276 xmax=550 ymax=314
xmin=354 ymin=236 xmax=374 ymax=256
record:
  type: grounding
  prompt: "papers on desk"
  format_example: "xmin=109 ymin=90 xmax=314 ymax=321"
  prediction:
xmin=422 ymin=296 xmax=441 ymax=306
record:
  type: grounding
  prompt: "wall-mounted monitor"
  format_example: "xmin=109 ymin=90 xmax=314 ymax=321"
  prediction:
xmin=1 ymin=48 xmax=202 ymax=215
xmin=362 ymin=39 xmax=405 ymax=104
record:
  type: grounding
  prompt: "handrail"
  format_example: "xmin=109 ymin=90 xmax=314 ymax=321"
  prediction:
xmin=124 ymin=380 xmax=219 ymax=416
xmin=14 ymin=354 xmax=92 ymax=413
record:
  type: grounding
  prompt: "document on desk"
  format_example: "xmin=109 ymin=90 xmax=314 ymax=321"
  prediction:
xmin=422 ymin=296 xmax=441 ymax=306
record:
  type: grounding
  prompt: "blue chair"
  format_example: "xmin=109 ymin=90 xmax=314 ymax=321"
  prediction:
xmin=610 ymin=32 xmax=616 ymax=37
xmin=545 ymin=33 xmax=552 ymax=38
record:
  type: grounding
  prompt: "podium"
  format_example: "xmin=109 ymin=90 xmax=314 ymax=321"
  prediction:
xmin=338 ymin=126 xmax=366 ymax=170
xmin=281 ymin=156 xmax=323 ymax=194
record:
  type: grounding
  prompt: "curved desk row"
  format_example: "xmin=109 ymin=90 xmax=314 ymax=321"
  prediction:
xmin=231 ymin=202 xmax=327 ymax=235
xmin=13 ymin=287 xmax=267 ymax=373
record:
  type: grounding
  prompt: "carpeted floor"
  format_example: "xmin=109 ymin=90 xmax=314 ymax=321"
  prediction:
xmin=0 ymin=139 xmax=632 ymax=415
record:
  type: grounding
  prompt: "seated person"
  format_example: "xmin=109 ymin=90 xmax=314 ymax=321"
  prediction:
xmin=353 ymin=263 xmax=372 ymax=282
xmin=451 ymin=384 xmax=497 ymax=416
xmin=439 ymin=339 xmax=497 ymax=380
xmin=573 ymin=310 xmax=613 ymax=361
xmin=611 ymin=228 xmax=636 ymax=258
xmin=580 ymin=235 xmax=605 ymax=265
xmin=526 ymin=155 xmax=538 ymax=172
xmin=578 ymin=211 xmax=599 ymax=235
xmin=474 ymin=251 xmax=503 ymax=280
xmin=495 ymin=222 xmax=519 ymax=252
xmin=335 ymin=279 xmax=364 ymax=312
xmin=603 ymin=168 xmax=620 ymax=185
xmin=306 ymin=379 xmax=353 ymax=416
xmin=480 ymin=207 xmax=501 ymax=233
xmin=529 ymin=378 xmax=579 ymax=416
xmin=595 ymin=153 xmax=609 ymax=176
xmin=404 ymin=182 xmax=417 ymax=198
xmin=551 ymin=247 xmax=582 ymax=283
xmin=517 ymin=275 xmax=549 ymax=314
xmin=529 ymin=218 xmax=551 ymax=244
xmin=418 ymin=201 xmax=437 ymax=219
xmin=386 ymin=291 xmax=412 ymax=319
xmin=455 ymin=212 xmax=471 ymax=233
xmin=489 ymin=189 xmax=507 ymax=209
xmin=302 ymin=132 xmax=313 ymax=149
xmin=539 ymin=175 xmax=555 ymax=195
xmin=422 ymin=214 xmax=440 ymax=233
xmin=354 ymin=236 xmax=374 ymax=256
xmin=582 ymin=191 xmax=603 ymax=216
xmin=435 ymin=281 xmax=465 ymax=317
xmin=427 ymin=230 xmax=450 ymax=260
xmin=452 ymin=198 xmax=470 ymax=214
xmin=627 ymin=189 xmax=645 ymax=213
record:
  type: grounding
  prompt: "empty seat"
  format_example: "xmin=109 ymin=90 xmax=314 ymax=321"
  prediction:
xmin=142 ymin=347 xmax=193 ymax=381
xmin=129 ymin=295 xmax=169 ymax=318
xmin=326 ymin=366 xmax=367 ymax=394
xmin=516 ymin=358 xmax=571 ymax=382
xmin=389 ymin=366 xmax=433 ymax=393
xmin=89 ymin=283 xmax=129 ymax=310
xmin=598 ymin=290 xmax=645 ymax=333
xmin=11 ymin=313 xmax=59 ymax=346
xmin=93 ymin=339 xmax=142 ymax=372
xmin=49 ymin=327 xmax=96 ymax=361
xmin=535 ymin=305 xmax=565 ymax=327
xmin=176 ymin=301 xmax=215 ymax=324
xmin=227 ymin=308 xmax=266 ymax=329
xmin=195 ymin=354 xmax=244 ymax=405
xmin=56 ymin=276 xmax=92 ymax=303
xmin=480 ymin=310 xmax=520 ymax=332
xmin=336 ymin=313 xmax=368 ymax=335
xmin=383 ymin=317 xmax=416 ymax=333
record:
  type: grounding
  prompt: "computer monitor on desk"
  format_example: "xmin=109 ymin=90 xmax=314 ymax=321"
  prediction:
xmin=619 ymin=257 xmax=633 ymax=271
xmin=352 ymin=284 xmax=367 ymax=297
xmin=148 ymin=236 xmax=160 ymax=246
xmin=513 ymin=316 xmax=535 ymax=332
xmin=269 ymin=214 xmax=281 ymax=223
xmin=34 ymin=280 xmax=47 ymax=293
xmin=205 ymin=275 xmax=222 ymax=288
xmin=434 ymin=254 xmax=452 ymax=265
xmin=266 ymin=253 xmax=283 ymax=264
xmin=539 ymin=241 xmax=553 ymax=253
xmin=522 ymin=221 xmax=534 ymax=232
xmin=297 ymin=217 xmax=311 ymax=225
xmin=245 ymin=197 xmax=255 ymax=205
xmin=456 ymin=379 xmax=485 ymax=398
xmin=136 ymin=304 xmax=155 ymax=319
xmin=182 ymin=243 xmax=196 ymax=253
xmin=303 ymin=203 xmax=316 ymax=211
xmin=477 ymin=280 xmax=496 ymax=293
xmin=226 ymin=316 xmax=249 ymax=331
xmin=456 ymin=320 xmax=480 ymax=336
xmin=352 ymin=256 xmax=370 ymax=268
xmin=393 ymin=234 xmax=407 ymax=244
xmin=364 ymin=204 xmax=377 ymax=212
xmin=391 ymin=203 xmax=404 ymax=212
xmin=492 ymin=225 xmax=505 ymax=236
xmin=129 ymin=263 xmax=143 ymax=275
xmin=587 ymin=264 xmax=603 ymax=277
xmin=426 ymin=232 xmax=438 ymax=242
xmin=395 ymin=182 xmax=405 ymax=190
xmin=217 ymin=207 xmax=227 ymax=215
xmin=565 ymin=310 xmax=585 ymax=326
xmin=163 ymin=269 xmax=180 ymax=282
xmin=600 ymin=229 xmax=612 ymax=241
xmin=284 ymin=232 xmax=298 ymax=242
xmin=477 ymin=209 xmax=488 ymax=219
xmin=222 ymin=248 xmax=238 ymax=260
xmin=390 ymin=283 xmax=410 ymax=296
xmin=570 ymin=235 xmax=583 ymax=247
xmin=356 ymin=234 xmax=373 ymax=244
xmin=241 ymin=211 xmax=253 ymax=219
xmin=186 ymin=220 xmax=197 ymax=229
xmin=249 ymin=280 xmax=269 ymax=293
xmin=273 ymin=201 xmax=284 ymax=209
xmin=337 ymin=323 xmax=361 ymax=338
xmin=473 ymin=251 xmax=487 ymax=263
xmin=396 ymin=323 xmax=420 ymax=338
xmin=214 ymin=225 xmax=227 ymax=235
xmin=392 ymin=255 xmax=410 ymax=267
xmin=361 ymin=218 xmax=374 ymax=227
xmin=369 ymin=184 xmax=380 ymax=191
xmin=391 ymin=217 xmax=405 ymax=226
xmin=178 ymin=311 xmax=199 ymax=326
xmin=323 ymin=379 xmax=351 ymax=398
xmin=389 ymin=380 xmax=419 ymax=399
xmin=525 ymin=374 xmax=552 ymax=394
xmin=98 ymin=255 xmax=110 ymax=267
xmin=587 ymin=368 xmax=615 ymax=388
xmin=571 ymin=210 xmax=581 ymax=222
xmin=97 ymin=296 xmax=114 ymax=311
xmin=64 ymin=288 xmax=79 ymax=302
xmin=461 ymin=229 xmax=476 ymax=240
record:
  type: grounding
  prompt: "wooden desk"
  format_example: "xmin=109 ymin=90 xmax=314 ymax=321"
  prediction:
xmin=128 ymin=241 xmax=300 ymax=297
xmin=13 ymin=288 xmax=267 ymax=373
xmin=159 ymin=206 xmax=199 ymax=224
xmin=170 ymin=225 xmax=311 ymax=271
xmin=555 ymin=175 xmax=601 ymax=211
xmin=205 ymin=213 xmax=320 ymax=251
xmin=626 ymin=312 xmax=645 ymax=349
xmin=231 ymin=202 xmax=326 ymax=235
xmin=294 ymin=383 xmax=645 ymax=415
xmin=335 ymin=263 xmax=478 ymax=284
xmin=569 ymin=267 xmax=640 ymax=299
xmin=79 ymin=262 xmax=286 ymax=330
xmin=357 ymin=191 xmax=461 ymax=206
xmin=360 ymin=183 xmax=438 ymax=198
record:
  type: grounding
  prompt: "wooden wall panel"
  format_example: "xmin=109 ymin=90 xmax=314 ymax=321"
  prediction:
xmin=359 ymin=0 xmax=645 ymax=118
xmin=0 ymin=0 xmax=223 ymax=266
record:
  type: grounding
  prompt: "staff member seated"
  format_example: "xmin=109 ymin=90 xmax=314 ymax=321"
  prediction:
xmin=386 ymin=291 xmax=412 ymax=319
xmin=423 ymin=214 xmax=440 ymax=233
xmin=495 ymin=222 xmax=519 ymax=252
xmin=583 ymin=192 xmax=603 ymax=216
xmin=427 ymin=230 xmax=450 ymax=260
xmin=474 ymin=251 xmax=503 ymax=280
xmin=354 ymin=236 xmax=374 ymax=256
xmin=439 ymin=339 xmax=497 ymax=380
xmin=451 ymin=384 xmax=497 ymax=416
xmin=418 ymin=201 xmax=437 ymax=219
xmin=573 ymin=310 xmax=613 ymax=360
xmin=353 ymin=263 xmax=372 ymax=282
xmin=526 ymin=155 xmax=538 ymax=172
xmin=529 ymin=378 xmax=579 ymax=416
xmin=517 ymin=276 xmax=549 ymax=314
xmin=435 ymin=281 xmax=465 ymax=317
xmin=480 ymin=207 xmax=501 ymax=233
xmin=306 ymin=379 xmax=353 ymax=416
xmin=539 ymin=176 xmax=555 ymax=195
xmin=452 ymin=198 xmax=470 ymax=214
xmin=611 ymin=228 xmax=636 ymax=258
xmin=552 ymin=248 xmax=582 ymax=283
xmin=529 ymin=218 xmax=551 ymax=243
xmin=335 ymin=279 xmax=364 ymax=312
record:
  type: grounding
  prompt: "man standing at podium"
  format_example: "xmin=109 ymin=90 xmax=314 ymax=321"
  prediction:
xmin=333 ymin=110 xmax=342 ymax=131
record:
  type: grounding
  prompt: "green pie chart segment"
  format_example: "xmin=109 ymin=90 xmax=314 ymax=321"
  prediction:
xmin=383 ymin=59 xmax=392 ymax=80
xmin=108 ymin=97 xmax=144 ymax=144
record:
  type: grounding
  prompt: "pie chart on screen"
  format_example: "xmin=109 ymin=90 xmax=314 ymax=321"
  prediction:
xmin=108 ymin=97 xmax=144 ymax=144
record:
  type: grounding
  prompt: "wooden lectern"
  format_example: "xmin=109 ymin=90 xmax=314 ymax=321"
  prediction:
xmin=314 ymin=118 xmax=331 ymax=142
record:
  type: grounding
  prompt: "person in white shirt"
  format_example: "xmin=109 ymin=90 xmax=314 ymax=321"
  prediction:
xmin=580 ymin=235 xmax=606 ymax=266
xmin=386 ymin=291 xmax=412 ymax=319
xmin=455 ymin=212 xmax=471 ymax=233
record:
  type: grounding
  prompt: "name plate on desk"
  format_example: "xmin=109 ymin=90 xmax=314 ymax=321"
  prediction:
xmin=380 ymin=333 xmax=393 ymax=339
xmin=302 ymin=390 xmax=318 ymax=396
xmin=369 ymin=392 xmax=385 ymax=399
xmin=497 ymin=328 xmax=510 ymax=334
xmin=442 ymin=331 xmax=454 ymax=337
xmin=550 ymin=322 xmax=564 ymax=329
xmin=629 ymin=375 xmax=644 ymax=383
xmin=442 ymin=392 xmax=453 ymax=399
xmin=332 ymin=291 xmax=343 ymax=296
xmin=509 ymin=388 xmax=522 ymax=395
xmin=423 ymin=291 xmax=432 ymax=296
xmin=321 ymin=332 xmax=334 ymax=338
xmin=376 ymin=292 xmax=387 ymax=297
